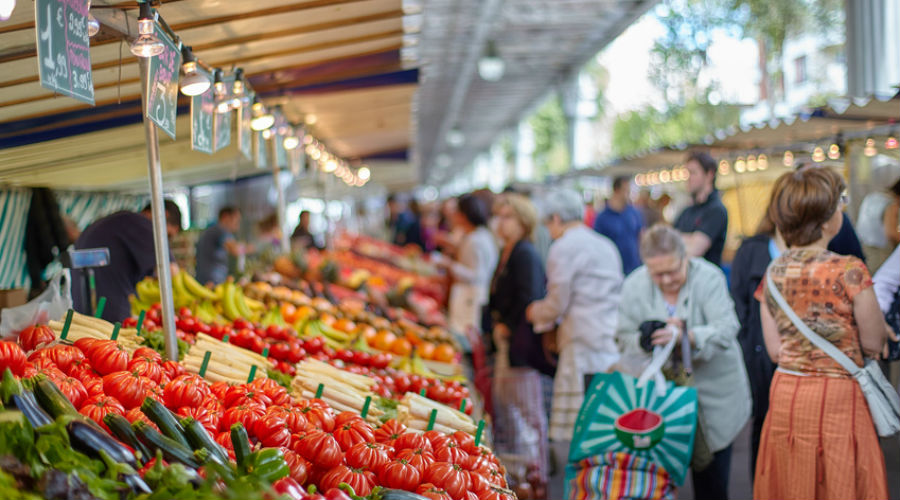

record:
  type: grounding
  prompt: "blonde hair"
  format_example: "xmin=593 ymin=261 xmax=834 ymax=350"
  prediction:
xmin=497 ymin=193 xmax=538 ymax=241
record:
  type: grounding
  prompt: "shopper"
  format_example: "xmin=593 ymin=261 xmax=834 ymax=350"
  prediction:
xmin=593 ymin=176 xmax=644 ymax=275
xmin=729 ymin=206 xmax=782 ymax=478
xmin=290 ymin=211 xmax=320 ymax=250
xmin=616 ymin=224 xmax=750 ymax=500
xmin=525 ymin=187 xmax=623 ymax=500
xmin=674 ymin=152 xmax=728 ymax=267
xmin=754 ymin=167 xmax=890 ymax=500
xmin=857 ymin=167 xmax=900 ymax=271
xmin=437 ymin=194 xmax=498 ymax=335
xmin=635 ymin=189 xmax=664 ymax=228
xmin=72 ymin=201 xmax=182 ymax=322
xmin=874 ymin=244 xmax=900 ymax=315
xmin=256 ymin=213 xmax=283 ymax=254
xmin=488 ymin=193 xmax=553 ymax=498
xmin=195 ymin=206 xmax=250 ymax=285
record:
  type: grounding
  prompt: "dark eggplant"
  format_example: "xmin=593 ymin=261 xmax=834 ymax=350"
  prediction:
xmin=122 ymin=473 xmax=153 ymax=494
xmin=66 ymin=419 xmax=138 ymax=469
xmin=380 ymin=490 xmax=430 ymax=500
xmin=12 ymin=392 xmax=53 ymax=427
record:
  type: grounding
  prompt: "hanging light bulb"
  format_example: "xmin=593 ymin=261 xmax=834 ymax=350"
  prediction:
xmin=718 ymin=159 xmax=730 ymax=176
xmin=864 ymin=138 xmax=878 ymax=157
xmin=783 ymin=151 xmax=794 ymax=167
xmin=757 ymin=154 xmax=768 ymax=170
xmin=0 ymin=0 xmax=15 ymax=21
xmin=87 ymin=13 xmax=100 ymax=37
xmin=250 ymin=101 xmax=274 ymax=131
xmin=746 ymin=154 xmax=757 ymax=172
xmin=130 ymin=3 xmax=164 ymax=57
xmin=358 ymin=166 xmax=371 ymax=181
xmin=734 ymin=156 xmax=746 ymax=173
xmin=283 ymin=136 xmax=299 ymax=150
xmin=213 ymin=70 xmax=225 ymax=97
xmin=261 ymin=128 xmax=273 ymax=139
xmin=216 ymin=100 xmax=231 ymax=114
xmin=232 ymin=69 xmax=244 ymax=95
xmin=812 ymin=146 xmax=825 ymax=162
xmin=323 ymin=159 xmax=337 ymax=173
xmin=478 ymin=40 xmax=505 ymax=82
xmin=179 ymin=47 xmax=210 ymax=96
xmin=827 ymin=143 xmax=841 ymax=160
xmin=886 ymin=132 xmax=899 ymax=150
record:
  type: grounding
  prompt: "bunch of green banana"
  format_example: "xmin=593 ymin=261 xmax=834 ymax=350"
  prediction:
xmin=259 ymin=306 xmax=286 ymax=328
xmin=394 ymin=351 xmax=468 ymax=383
xmin=222 ymin=280 xmax=264 ymax=322
xmin=194 ymin=300 xmax=226 ymax=324
xmin=136 ymin=277 xmax=161 ymax=304
xmin=302 ymin=319 xmax=351 ymax=349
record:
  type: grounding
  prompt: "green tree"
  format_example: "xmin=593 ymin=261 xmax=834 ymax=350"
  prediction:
xmin=528 ymin=94 xmax=570 ymax=177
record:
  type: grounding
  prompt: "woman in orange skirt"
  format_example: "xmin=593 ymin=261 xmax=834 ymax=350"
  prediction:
xmin=753 ymin=166 xmax=891 ymax=500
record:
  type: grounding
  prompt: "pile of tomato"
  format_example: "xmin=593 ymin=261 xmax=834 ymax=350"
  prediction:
xmin=0 ymin=337 xmax=511 ymax=500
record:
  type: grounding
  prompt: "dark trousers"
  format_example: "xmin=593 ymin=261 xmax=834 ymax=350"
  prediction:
xmin=691 ymin=445 xmax=732 ymax=500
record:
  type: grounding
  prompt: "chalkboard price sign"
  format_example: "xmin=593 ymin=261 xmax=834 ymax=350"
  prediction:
xmin=145 ymin=22 xmax=181 ymax=139
xmin=213 ymin=76 xmax=233 ymax=152
xmin=191 ymin=68 xmax=214 ymax=154
xmin=239 ymin=92 xmax=253 ymax=160
xmin=35 ymin=0 xmax=95 ymax=105
xmin=255 ymin=131 xmax=269 ymax=168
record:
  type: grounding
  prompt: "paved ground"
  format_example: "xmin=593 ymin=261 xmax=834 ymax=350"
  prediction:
xmin=677 ymin=424 xmax=900 ymax=500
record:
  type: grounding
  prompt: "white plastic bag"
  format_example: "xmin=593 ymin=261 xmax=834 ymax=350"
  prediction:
xmin=0 ymin=269 xmax=72 ymax=339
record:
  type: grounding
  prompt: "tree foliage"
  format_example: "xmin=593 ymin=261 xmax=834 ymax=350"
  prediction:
xmin=528 ymin=94 xmax=570 ymax=177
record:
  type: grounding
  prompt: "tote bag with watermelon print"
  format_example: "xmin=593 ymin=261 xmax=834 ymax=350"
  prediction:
xmin=563 ymin=367 xmax=698 ymax=500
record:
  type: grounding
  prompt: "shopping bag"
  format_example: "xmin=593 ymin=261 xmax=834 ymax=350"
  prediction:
xmin=0 ymin=269 xmax=72 ymax=339
xmin=565 ymin=451 xmax=676 ymax=500
xmin=565 ymin=369 xmax=697 ymax=498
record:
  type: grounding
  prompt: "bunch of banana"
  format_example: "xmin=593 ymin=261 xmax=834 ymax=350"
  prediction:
xmin=194 ymin=300 xmax=227 ymax=325
xmin=344 ymin=269 xmax=371 ymax=290
xmin=183 ymin=333 xmax=273 ymax=384
xmin=394 ymin=351 xmax=468 ymax=383
xmin=398 ymin=392 xmax=477 ymax=435
xmin=301 ymin=319 xmax=351 ymax=349
xmin=259 ymin=306 xmax=287 ymax=328
xmin=135 ymin=277 xmax=161 ymax=304
xmin=290 ymin=360 xmax=383 ymax=423
xmin=221 ymin=280 xmax=265 ymax=323
xmin=48 ymin=311 xmax=143 ymax=352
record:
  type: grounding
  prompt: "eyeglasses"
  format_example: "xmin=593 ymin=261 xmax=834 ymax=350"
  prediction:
xmin=840 ymin=192 xmax=850 ymax=206
xmin=648 ymin=258 xmax=686 ymax=280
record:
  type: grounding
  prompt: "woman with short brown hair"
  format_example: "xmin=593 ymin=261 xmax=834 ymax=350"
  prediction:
xmin=754 ymin=167 xmax=890 ymax=499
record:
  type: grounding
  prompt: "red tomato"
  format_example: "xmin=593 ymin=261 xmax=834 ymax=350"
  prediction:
xmin=416 ymin=484 xmax=453 ymax=500
xmin=351 ymin=351 xmax=371 ymax=366
xmin=274 ymin=361 xmax=297 ymax=376
xmin=426 ymin=384 xmax=450 ymax=402
xmin=85 ymin=340 xmax=129 ymax=375
xmin=334 ymin=419 xmax=375 ymax=451
xmin=132 ymin=347 xmax=162 ymax=363
xmin=266 ymin=406 xmax=309 ymax=434
xmin=0 ymin=340 xmax=27 ymax=376
xmin=335 ymin=349 xmax=355 ymax=363
xmin=467 ymin=470 xmax=492 ymax=494
xmin=395 ymin=447 xmax=436 ymax=474
xmin=55 ymin=376 xmax=88 ymax=408
xmin=208 ymin=381 xmax=230 ymax=401
xmin=164 ymin=374 xmax=212 ymax=409
xmin=268 ymin=342 xmax=293 ymax=362
xmin=253 ymin=414 xmax=292 ymax=448
xmin=482 ymin=492 xmax=513 ymax=500
xmin=177 ymin=406 xmax=219 ymax=436
xmin=424 ymin=462 xmax=470 ymax=500
xmin=374 ymin=419 xmax=407 ymax=444
xmin=294 ymin=431 xmax=343 ymax=469
xmin=370 ymin=353 xmax=392 ymax=370
xmin=17 ymin=325 xmax=55 ymax=351
xmin=484 ymin=466 xmax=508 ymax=488
xmin=303 ymin=337 xmax=324 ymax=354
xmin=377 ymin=457 xmax=421 ymax=491
xmin=72 ymin=337 xmax=99 ymax=353
xmin=452 ymin=431 xmax=477 ymax=454
xmin=125 ymin=406 xmax=158 ymax=430
xmin=199 ymin=397 xmax=224 ymax=414
xmin=219 ymin=404 xmax=265 ymax=432
xmin=318 ymin=465 xmax=375 ymax=497
xmin=299 ymin=405 xmax=335 ymax=432
xmin=79 ymin=395 xmax=125 ymax=431
xmin=345 ymin=441 xmax=389 ymax=470
xmin=65 ymin=357 xmax=94 ymax=381
xmin=434 ymin=441 xmax=469 ymax=465
xmin=102 ymin=371 xmax=156 ymax=409
xmin=47 ymin=345 xmax=87 ymax=374
xmin=224 ymin=384 xmax=273 ymax=409
xmin=82 ymin=377 xmax=104 ymax=397
xmin=273 ymin=477 xmax=306 ymax=500
xmin=333 ymin=411 xmax=363 ymax=428
xmin=279 ymin=447 xmax=310 ymax=484
xmin=393 ymin=432 xmax=433 ymax=453
xmin=424 ymin=430 xmax=455 ymax=450
xmin=161 ymin=360 xmax=185 ymax=380
xmin=128 ymin=356 xmax=163 ymax=384
xmin=248 ymin=377 xmax=292 ymax=406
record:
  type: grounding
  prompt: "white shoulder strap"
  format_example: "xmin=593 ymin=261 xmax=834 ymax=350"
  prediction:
xmin=765 ymin=265 xmax=861 ymax=375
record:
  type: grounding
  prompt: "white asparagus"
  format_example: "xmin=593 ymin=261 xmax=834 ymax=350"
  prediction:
xmin=193 ymin=340 xmax=273 ymax=370
xmin=196 ymin=333 xmax=272 ymax=365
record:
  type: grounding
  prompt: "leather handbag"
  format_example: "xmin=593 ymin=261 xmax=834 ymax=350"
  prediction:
xmin=766 ymin=268 xmax=900 ymax=437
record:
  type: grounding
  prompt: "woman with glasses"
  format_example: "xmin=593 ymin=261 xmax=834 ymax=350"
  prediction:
xmin=616 ymin=224 xmax=750 ymax=500
xmin=753 ymin=167 xmax=890 ymax=500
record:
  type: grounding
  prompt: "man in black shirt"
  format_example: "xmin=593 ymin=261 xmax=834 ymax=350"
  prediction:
xmin=674 ymin=152 xmax=728 ymax=267
xmin=72 ymin=201 xmax=182 ymax=322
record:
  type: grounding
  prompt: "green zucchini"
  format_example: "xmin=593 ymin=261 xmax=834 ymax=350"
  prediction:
xmin=32 ymin=377 xmax=79 ymax=419
xmin=181 ymin=416 xmax=230 ymax=464
xmin=380 ymin=490 xmax=429 ymax=500
xmin=132 ymin=420 xmax=201 ymax=469
xmin=104 ymin=413 xmax=152 ymax=465
xmin=230 ymin=423 xmax=252 ymax=470
xmin=140 ymin=398 xmax=190 ymax=449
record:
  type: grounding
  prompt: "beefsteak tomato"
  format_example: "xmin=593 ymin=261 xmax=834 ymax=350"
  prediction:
xmin=333 ymin=420 xmax=375 ymax=451
xmin=102 ymin=370 xmax=156 ymax=409
xmin=79 ymin=395 xmax=125 ymax=431
xmin=377 ymin=457 xmax=422 ymax=491
xmin=85 ymin=340 xmax=129 ymax=375
xmin=373 ymin=419 xmax=407 ymax=444
xmin=0 ymin=340 xmax=27 ymax=376
xmin=344 ymin=441 xmax=389 ymax=470
xmin=164 ymin=374 xmax=212 ymax=409
xmin=416 ymin=484 xmax=452 ymax=500
xmin=424 ymin=462 xmax=470 ymax=500
xmin=294 ymin=431 xmax=343 ymax=469
xmin=318 ymin=465 xmax=375 ymax=497
xmin=17 ymin=325 xmax=54 ymax=351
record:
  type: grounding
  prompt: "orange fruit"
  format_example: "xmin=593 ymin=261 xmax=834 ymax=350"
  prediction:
xmin=372 ymin=330 xmax=397 ymax=352
xmin=280 ymin=303 xmax=297 ymax=323
xmin=390 ymin=338 xmax=413 ymax=357
xmin=356 ymin=324 xmax=377 ymax=344
xmin=294 ymin=305 xmax=315 ymax=322
xmin=319 ymin=313 xmax=336 ymax=327
xmin=433 ymin=343 xmax=455 ymax=363
xmin=418 ymin=342 xmax=436 ymax=360
xmin=332 ymin=318 xmax=356 ymax=334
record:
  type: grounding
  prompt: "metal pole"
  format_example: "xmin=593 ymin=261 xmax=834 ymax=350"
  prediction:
xmin=269 ymin=137 xmax=290 ymax=253
xmin=139 ymin=57 xmax=179 ymax=362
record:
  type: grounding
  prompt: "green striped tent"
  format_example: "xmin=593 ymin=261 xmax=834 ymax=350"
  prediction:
xmin=55 ymin=191 xmax=147 ymax=230
xmin=569 ymin=371 xmax=697 ymax=486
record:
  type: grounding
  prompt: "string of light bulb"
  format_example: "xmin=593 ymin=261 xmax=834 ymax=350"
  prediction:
xmin=122 ymin=1 xmax=368 ymax=186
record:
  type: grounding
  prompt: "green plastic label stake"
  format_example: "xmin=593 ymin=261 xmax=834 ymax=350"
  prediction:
xmin=60 ymin=310 xmax=74 ymax=340
xmin=261 ymin=347 xmax=269 ymax=358
xmin=426 ymin=409 xmax=438 ymax=431
xmin=247 ymin=365 xmax=258 ymax=383
xmin=110 ymin=322 xmax=121 ymax=341
xmin=315 ymin=383 xmax=324 ymax=399
xmin=458 ymin=399 xmax=467 ymax=413
xmin=361 ymin=396 xmax=372 ymax=419
xmin=199 ymin=351 xmax=212 ymax=378
xmin=419 ymin=388 xmax=427 ymax=398
xmin=94 ymin=297 xmax=106 ymax=318
xmin=474 ymin=420 xmax=485 ymax=447
xmin=136 ymin=310 xmax=146 ymax=335
xmin=222 ymin=335 xmax=230 ymax=343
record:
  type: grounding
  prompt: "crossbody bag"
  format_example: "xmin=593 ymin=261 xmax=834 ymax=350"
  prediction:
xmin=766 ymin=267 xmax=900 ymax=437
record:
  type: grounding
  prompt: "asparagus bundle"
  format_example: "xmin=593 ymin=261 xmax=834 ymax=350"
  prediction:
xmin=48 ymin=311 xmax=143 ymax=352
xmin=290 ymin=360 xmax=383 ymax=423
xmin=182 ymin=333 xmax=273 ymax=384
xmin=398 ymin=392 xmax=477 ymax=435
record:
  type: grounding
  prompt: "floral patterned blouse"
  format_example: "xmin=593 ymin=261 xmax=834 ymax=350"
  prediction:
xmin=755 ymin=248 xmax=871 ymax=377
